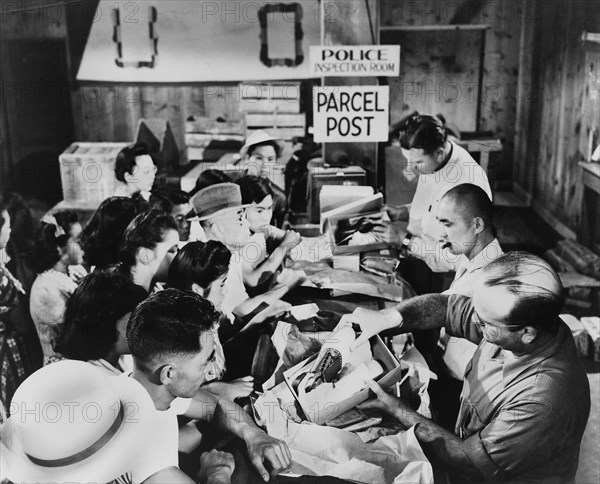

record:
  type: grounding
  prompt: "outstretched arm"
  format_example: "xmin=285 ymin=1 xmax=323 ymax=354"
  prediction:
xmin=186 ymin=390 xmax=291 ymax=482
xmin=347 ymin=294 xmax=450 ymax=350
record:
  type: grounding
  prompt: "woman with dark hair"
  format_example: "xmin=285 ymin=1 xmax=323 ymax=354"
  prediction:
xmin=168 ymin=241 xmax=289 ymax=399
xmin=119 ymin=209 xmax=179 ymax=292
xmin=54 ymin=269 xmax=147 ymax=374
xmin=0 ymin=193 xmax=41 ymax=419
xmin=113 ymin=142 xmax=156 ymax=200
xmin=235 ymin=175 xmax=300 ymax=294
xmin=80 ymin=196 xmax=141 ymax=270
xmin=189 ymin=168 xmax=231 ymax=197
xmin=29 ymin=210 xmax=84 ymax=365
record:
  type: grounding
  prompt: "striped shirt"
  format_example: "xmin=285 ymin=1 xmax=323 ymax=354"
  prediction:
xmin=446 ymin=294 xmax=590 ymax=483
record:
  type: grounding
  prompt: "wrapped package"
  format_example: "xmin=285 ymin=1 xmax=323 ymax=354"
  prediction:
xmin=560 ymin=314 xmax=590 ymax=358
xmin=581 ymin=317 xmax=600 ymax=362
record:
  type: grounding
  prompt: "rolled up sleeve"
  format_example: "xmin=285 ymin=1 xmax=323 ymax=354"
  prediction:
xmin=445 ymin=294 xmax=483 ymax=345
xmin=462 ymin=400 xmax=561 ymax=480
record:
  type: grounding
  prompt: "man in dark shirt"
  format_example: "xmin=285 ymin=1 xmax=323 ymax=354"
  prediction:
xmin=346 ymin=251 xmax=590 ymax=483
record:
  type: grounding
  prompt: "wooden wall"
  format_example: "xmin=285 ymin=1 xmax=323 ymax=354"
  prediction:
xmin=514 ymin=0 xmax=600 ymax=238
xmin=381 ymin=0 xmax=523 ymax=183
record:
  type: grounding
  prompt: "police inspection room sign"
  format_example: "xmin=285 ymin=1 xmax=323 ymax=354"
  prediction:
xmin=309 ymin=45 xmax=400 ymax=77
xmin=313 ymin=86 xmax=389 ymax=142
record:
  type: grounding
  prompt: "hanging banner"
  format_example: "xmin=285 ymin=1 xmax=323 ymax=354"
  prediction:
xmin=313 ymin=86 xmax=389 ymax=142
xmin=309 ymin=45 xmax=400 ymax=77
xmin=77 ymin=0 xmax=322 ymax=82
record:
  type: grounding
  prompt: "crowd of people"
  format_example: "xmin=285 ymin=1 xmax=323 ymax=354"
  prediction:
xmin=0 ymin=115 xmax=591 ymax=483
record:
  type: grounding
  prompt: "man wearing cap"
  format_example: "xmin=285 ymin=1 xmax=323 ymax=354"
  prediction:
xmin=189 ymin=183 xmax=299 ymax=322
xmin=0 ymin=360 xmax=236 ymax=483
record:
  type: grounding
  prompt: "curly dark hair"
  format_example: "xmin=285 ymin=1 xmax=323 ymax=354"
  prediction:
xmin=236 ymin=175 xmax=274 ymax=205
xmin=118 ymin=209 xmax=178 ymax=271
xmin=168 ymin=240 xmax=231 ymax=291
xmin=126 ymin=288 xmax=219 ymax=363
xmin=114 ymin=142 xmax=151 ymax=182
xmin=80 ymin=197 xmax=141 ymax=269
xmin=54 ymin=269 xmax=148 ymax=361
xmin=149 ymin=186 xmax=190 ymax=215
xmin=31 ymin=210 xmax=79 ymax=273
xmin=189 ymin=169 xmax=231 ymax=197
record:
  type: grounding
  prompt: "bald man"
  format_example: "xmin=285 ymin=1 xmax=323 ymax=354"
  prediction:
xmin=436 ymin=184 xmax=504 ymax=380
xmin=346 ymin=252 xmax=590 ymax=484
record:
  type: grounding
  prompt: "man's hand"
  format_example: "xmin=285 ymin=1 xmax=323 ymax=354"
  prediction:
xmin=198 ymin=450 xmax=235 ymax=484
xmin=250 ymin=300 xmax=292 ymax=325
xmin=371 ymin=220 xmax=407 ymax=247
xmin=342 ymin=308 xmax=403 ymax=351
xmin=276 ymin=268 xmax=305 ymax=289
xmin=67 ymin=264 xmax=88 ymax=282
xmin=358 ymin=379 xmax=411 ymax=422
xmin=281 ymin=230 xmax=302 ymax=253
xmin=243 ymin=429 xmax=292 ymax=482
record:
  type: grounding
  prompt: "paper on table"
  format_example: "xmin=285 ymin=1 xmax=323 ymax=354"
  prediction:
xmin=254 ymin=390 xmax=432 ymax=483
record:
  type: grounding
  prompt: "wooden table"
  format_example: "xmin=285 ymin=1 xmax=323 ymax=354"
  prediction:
xmin=456 ymin=138 xmax=502 ymax=174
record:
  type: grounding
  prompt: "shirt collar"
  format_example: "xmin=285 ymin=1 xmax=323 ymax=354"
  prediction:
xmin=467 ymin=238 xmax=503 ymax=272
xmin=501 ymin=321 xmax=568 ymax=386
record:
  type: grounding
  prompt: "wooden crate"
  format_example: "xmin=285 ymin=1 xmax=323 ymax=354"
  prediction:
xmin=59 ymin=142 xmax=129 ymax=202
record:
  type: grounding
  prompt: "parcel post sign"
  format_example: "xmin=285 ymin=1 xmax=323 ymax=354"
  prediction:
xmin=309 ymin=45 xmax=400 ymax=77
xmin=313 ymin=86 xmax=389 ymax=142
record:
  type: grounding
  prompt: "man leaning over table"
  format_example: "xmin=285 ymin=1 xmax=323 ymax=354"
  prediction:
xmin=430 ymin=183 xmax=504 ymax=427
xmin=373 ymin=113 xmax=492 ymax=275
xmin=344 ymin=252 xmax=590 ymax=484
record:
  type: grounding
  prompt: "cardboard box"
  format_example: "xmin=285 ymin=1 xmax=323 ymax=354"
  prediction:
xmin=322 ymin=193 xmax=389 ymax=255
xmin=283 ymin=335 xmax=403 ymax=425
xmin=307 ymin=166 xmax=366 ymax=223
xmin=59 ymin=142 xmax=129 ymax=202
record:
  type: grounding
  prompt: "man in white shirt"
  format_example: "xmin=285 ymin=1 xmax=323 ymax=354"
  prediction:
xmin=431 ymin=184 xmax=504 ymax=428
xmin=125 ymin=288 xmax=292 ymax=483
xmin=374 ymin=114 xmax=492 ymax=274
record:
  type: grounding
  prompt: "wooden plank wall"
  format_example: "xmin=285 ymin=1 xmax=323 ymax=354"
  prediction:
xmin=322 ymin=0 xmax=380 ymax=187
xmin=514 ymin=0 xmax=600 ymax=237
xmin=381 ymin=0 xmax=522 ymax=182
xmin=0 ymin=0 xmax=69 ymax=172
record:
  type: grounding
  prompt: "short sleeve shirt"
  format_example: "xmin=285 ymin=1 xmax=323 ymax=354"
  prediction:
xmin=118 ymin=374 xmax=192 ymax=482
xmin=445 ymin=295 xmax=590 ymax=483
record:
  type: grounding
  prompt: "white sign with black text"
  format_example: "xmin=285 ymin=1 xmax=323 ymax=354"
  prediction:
xmin=313 ymin=86 xmax=389 ymax=142
xmin=309 ymin=45 xmax=400 ymax=77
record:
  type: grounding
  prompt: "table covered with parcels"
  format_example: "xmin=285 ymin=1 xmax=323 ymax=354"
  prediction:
xmin=239 ymin=258 xmax=438 ymax=484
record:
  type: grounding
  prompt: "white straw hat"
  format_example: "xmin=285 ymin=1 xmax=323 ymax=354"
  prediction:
xmin=239 ymin=130 xmax=281 ymax=159
xmin=1 ymin=360 xmax=154 ymax=483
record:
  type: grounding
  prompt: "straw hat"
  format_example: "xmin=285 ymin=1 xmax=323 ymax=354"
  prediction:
xmin=239 ymin=130 xmax=281 ymax=159
xmin=189 ymin=182 xmax=249 ymax=222
xmin=1 ymin=360 xmax=154 ymax=483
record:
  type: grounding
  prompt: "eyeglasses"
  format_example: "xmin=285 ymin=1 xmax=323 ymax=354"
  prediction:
xmin=140 ymin=165 xmax=158 ymax=176
xmin=473 ymin=311 xmax=524 ymax=331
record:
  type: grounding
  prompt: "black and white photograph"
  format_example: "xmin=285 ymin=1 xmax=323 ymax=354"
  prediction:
xmin=0 ymin=1 xmax=599 ymax=483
